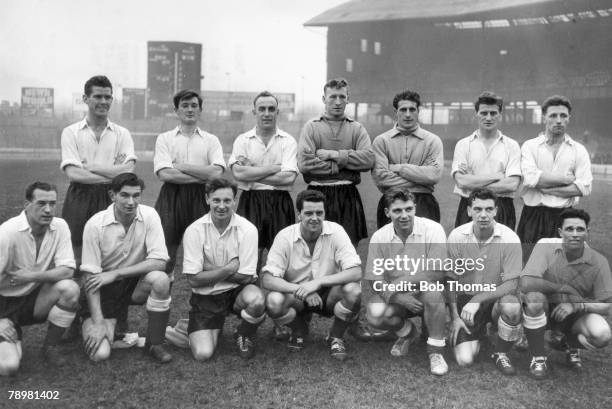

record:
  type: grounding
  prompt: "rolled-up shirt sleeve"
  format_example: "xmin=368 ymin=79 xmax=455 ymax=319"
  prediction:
xmin=333 ymin=228 xmax=361 ymax=271
xmin=80 ymin=221 xmax=103 ymax=274
xmin=144 ymin=211 xmax=169 ymax=262
xmin=153 ymin=134 xmax=174 ymax=174
xmin=237 ymin=223 xmax=258 ymax=276
xmin=228 ymin=135 xmax=247 ymax=169
xmin=53 ymin=220 xmax=76 ymax=270
xmin=182 ymin=225 xmax=203 ymax=276
xmin=208 ymin=137 xmax=227 ymax=171
xmin=280 ymin=136 xmax=299 ymax=173
xmin=451 ymin=139 xmax=468 ymax=177
xmin=262 ymin=234 xmax=290 ymax=278
xmin=505 ymin=140 xmax=522 ymax=178
xmin=573 ymin=144 xmax=592 ymax=197
xmin=520 ymin=141 xmax=542 ymax=188
xmin=118 ymin=129 xmax=137 ymax=163
xmin=60 ymin=128 xmax=83 ymax=170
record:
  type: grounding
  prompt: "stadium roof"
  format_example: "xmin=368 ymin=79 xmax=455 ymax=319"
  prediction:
xmin=304 ymin=0 xmax=606 ymax=26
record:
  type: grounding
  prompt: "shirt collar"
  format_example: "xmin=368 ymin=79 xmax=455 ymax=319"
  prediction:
xmin=16 ymin=211 xmax=57 ymax=232
xmin=200 ymin=212 xmax=240 ymax=230
xmin=460 ymin=221 xmax=502 ymax=242
xmin=292 ymin=221 xmax=333 ymax=242
xmin=469 ymin=130 xmax=505 ymax=143
xmin=246 ymin=127 xmax=285 ymax=139
xmin=554 ymin=242 xmax=596 ymax=265
xmin=101 ymin=204 xmax=143 ymax=226
xmin=315 ymin=115 xmax=354 ymax=123
xmin=538 ymin=132 xmax=574 ymax=146
xmin=174 ymin=126 xmax=204 ymax=138
xmin=390 ymin=124 xmax=426 ymax=140
xmin=79 ymin=117 xmax=115 ymax=132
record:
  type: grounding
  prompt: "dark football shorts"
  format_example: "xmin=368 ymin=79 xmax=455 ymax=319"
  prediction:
xmin=188 ymin=285 xmax=246 ymax=333
xmin=0 ymin=285 xmax=44 ymax=341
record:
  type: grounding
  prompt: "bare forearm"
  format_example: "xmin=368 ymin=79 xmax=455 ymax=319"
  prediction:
xmin=470 ymin=279 xmax=518 ymax=304
xmin=317 ymin=266 xmax=361 ymax=287
xmin=535 ymin=172 xmax=574 ymax=188
xmin=540 ymin=184 xmax=581 ymax=198
xmin=64 ymin=166 xmax=110 ymax=184
xmin=157 ymin=168 xmax=201 ymax=184
xmin=258 ymin=171 xmax=297 ymax=186
xmin=519 ymin=275 xmax=576 ymax=295
xmin=232 ymin=165 xmax=280 ymax=182
xmin=177 ymin=164 xmax=223 ymax=181
xmin=88 ymin=162 xmax=135 ymax=179
xmin=583 ymin=302 xmax=611 ymax=315
xmin=454 ymin=173 xmax=501 ymax=190
xmin=113 ymin=259 xmax=167 ymax=280
xmin=261 ymin=272 xmax=301 ymax=293
xmin=28 ymin=266 xmax=74 ymax=283
xmin=487 ymin=177 xmax=520 ymax=194
xmin=187 ymin=266 xmax=234 ymax=288
xmin=84 ymin=275 xmax=105 ymax=322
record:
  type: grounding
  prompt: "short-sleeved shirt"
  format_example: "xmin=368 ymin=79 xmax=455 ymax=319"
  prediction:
xmin=372 ymin=125 xmax=444 ymax=194
xmin=447 ymin=221 xmax=522 ymax=294
xmin=263 ymin=221 xmax=361 ymax=284
xmin=182 ymin=213 xmax=258 ymax=295
xmin=60 ymin=118 xmax=137 ymax=171
xmin=364 ymin=217 xmax=447 ymax=283
xmin=521 ymin=238 xmax=612 ymax=302
xmin=153 ymin=127 xmax=226 ymax=175
xmin=80 ymin=204 xmax=169 ymax=274
xmin=0 ymin=212 xmax=75 ymax=297
xmin=520 ymin=133 xmax=592 ymax=207
xmin=228 ymin=127 xmax=298 ymax=191
xmin=451 ymin=131 xmax=522 ymax=198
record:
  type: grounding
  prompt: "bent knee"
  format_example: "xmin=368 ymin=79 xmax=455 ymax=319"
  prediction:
xmin=55 ymin=279 xmax=80 ymax=299
xmin=454 ymin=351 xmax=476 ymax=367
xmin=243 ymin=288 xmax=265 ymax=310
xmin=0 ymin=355 xmax=20 ymax=376
xmin=342 ymin=282 xmax=362 ymax=303
xmin=191 ymin=346 xmax=215 ymax=361
xmin=499 ymin=296 xmax=522 ymax=323
xmin=366 ymin=302 xmax=386 ymax=328
xmin=522 ymin=292 xmax=546 ymax=315
xmin=266 ymin=292 xmax=286 ymax=316
xmin=586 ymin=316 xmax=612 ymax=346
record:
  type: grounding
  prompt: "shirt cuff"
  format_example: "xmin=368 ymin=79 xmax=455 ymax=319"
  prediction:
xmin=60 ymin=159 xmax=82 ymax=170
xmin=123 ymin=154 xmax=138 ymax=163
xmin=337 ymin=150 xmax=349 ymax=168
xmin=262 ymin=265 xmax=284 ymax=278
xmin=522 ymin=169 xmax=542 ymax=188
xmin=80 ymin=264 xmax=102 ymax=274
xmin=153 ymin=162 xmax=173 ymax=174
xmin=55 ymin=258 xmax=77 ymax=270
xmin=573 ymin=181 xmax=590 ymax=196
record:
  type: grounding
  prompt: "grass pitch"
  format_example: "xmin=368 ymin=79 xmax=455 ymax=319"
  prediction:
xmin=0 ymin=158 xmax=611 ymax=409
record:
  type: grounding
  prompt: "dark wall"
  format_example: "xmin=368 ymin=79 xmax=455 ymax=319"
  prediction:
xmin=326 ymin=17 xmax=612 ymax=104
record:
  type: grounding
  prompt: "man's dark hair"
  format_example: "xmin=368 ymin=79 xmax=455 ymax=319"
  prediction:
xmin=84 ymin=75 xmax=113 ymax=96
xmin=559 ymin=208 xmax=590 ymax=227
xmin=541 ymin=95 xmax=572 ymax=115
xmin=173 ymin=89 xmax=203 ymax=110
xmin=393 ymin=90 xmax=421 ymax=109
xmin=384 ymin=188 xmax=416 ymax=208
xmin=205 ymin=178 xmax=237 ymax=197
xmin=323 ymin=78 xmax=349 ymax=94
xmin=25 ymin=182 xmax=57 ymax=201
xmin=296 ymin=190 xmax=326 ymax=212
xmin=475 ymin=91 xmax=503 ymax=112
xmin=253 ymin=90 xmax=279 ymax=107
xmin=467 ymin=188 xmax=498 ymax=207
xmin=110 ymin=173 xmax=145 ymax=193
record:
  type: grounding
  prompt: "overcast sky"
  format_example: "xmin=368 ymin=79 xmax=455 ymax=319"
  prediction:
xmin=0 ymin=0 xmax=347 ymax=108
